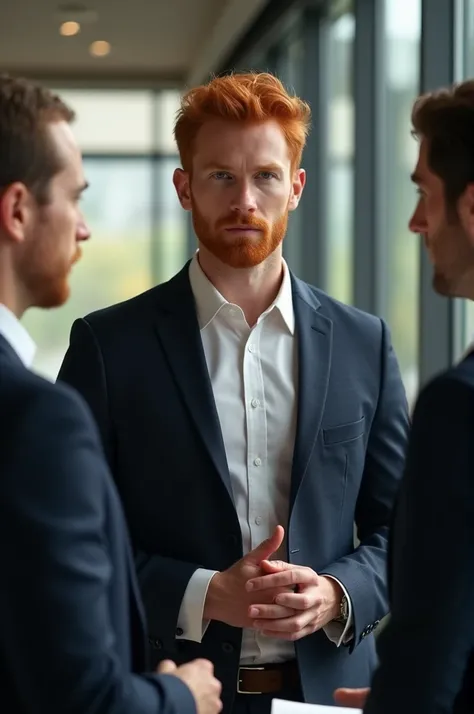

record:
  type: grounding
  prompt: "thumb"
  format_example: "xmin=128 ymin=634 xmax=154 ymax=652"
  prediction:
xmin=246 ymin=525 xmax=285 ymax=565
xmin=157 ymin=659 xmax=178 ymax=674
xmin=334 ymin=687 xmax=370 ymax=708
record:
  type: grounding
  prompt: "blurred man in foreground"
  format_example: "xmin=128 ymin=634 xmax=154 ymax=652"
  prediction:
xmin=0 ymin=74 xmax=221 ymax=714
xmin=335 ymin=81 xmax=474 ymax=714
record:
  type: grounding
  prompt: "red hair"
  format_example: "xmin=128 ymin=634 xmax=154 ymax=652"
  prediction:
xmin=174 ymin=72 xmax=311 ymax=172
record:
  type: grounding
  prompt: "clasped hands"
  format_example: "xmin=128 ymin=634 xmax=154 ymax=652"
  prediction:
xmin=204 ymin=525 xmax=343 ymax=641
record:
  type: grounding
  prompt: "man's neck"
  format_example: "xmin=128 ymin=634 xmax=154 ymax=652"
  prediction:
xmin=197 ymin=246 xmax=284 ymax=327
xmin=0 ymin=261 xmax=27 ymax=319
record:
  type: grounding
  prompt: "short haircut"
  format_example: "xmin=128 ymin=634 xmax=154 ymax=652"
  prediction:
xmin=0 ymin=74 xmax=75 ymax=204
xmin=174 ymin=72 xmax=311 ymax=172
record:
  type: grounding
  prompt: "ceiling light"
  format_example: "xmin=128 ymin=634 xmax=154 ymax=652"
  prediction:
xmin=89 ymin=40 xmax=111 ymax=57
xmin=60 ymin=20 xmax=80 ymax=36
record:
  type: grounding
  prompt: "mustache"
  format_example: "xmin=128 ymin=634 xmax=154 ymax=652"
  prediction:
xmin=216 ymin=214 xmax=268 ymax=231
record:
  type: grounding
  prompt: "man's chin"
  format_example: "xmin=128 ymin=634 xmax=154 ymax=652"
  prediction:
xmin=36 ymin=281 xmax=71 ymax=309
xmin=210 ymin=249 xmax=269 ymax=269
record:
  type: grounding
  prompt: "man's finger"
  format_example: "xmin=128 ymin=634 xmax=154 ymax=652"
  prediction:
xmin=246 ymin=567 xmax=316 ymax=591
xmin=157 ymin=659 xmax=177 ymax=674
xmin=253 ymin=610 xmax=314 ymax=633
xmin=258 ymin=624 xmax=315 ymax=641
xmin=334 ymin=687 xmax=370 ymax=708
xmin=274 ymin=591 xmax=318 ymax=611
xmin=260 ymin=559 xmax=292 ymax=573
xmin=248 ymin=603 xmax=295 ymax=619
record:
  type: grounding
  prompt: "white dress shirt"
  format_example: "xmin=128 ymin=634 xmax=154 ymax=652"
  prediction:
xmin=0 ymin=304 xmax=36 ymax=367
xmin=176 ymin=254 xmax=352 ymax=664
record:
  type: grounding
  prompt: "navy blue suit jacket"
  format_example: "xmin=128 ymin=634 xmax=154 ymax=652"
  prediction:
xmin=0 ymin=334 xmax=195 ymax=714
xmin=365 ymin=352 xmax=474 ymax=714
xmin=58 ymin=263 xmax=410 ymax=709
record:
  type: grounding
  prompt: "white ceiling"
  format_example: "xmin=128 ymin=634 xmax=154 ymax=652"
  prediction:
xmin=0 ymin=0 xmax=268 ymax=87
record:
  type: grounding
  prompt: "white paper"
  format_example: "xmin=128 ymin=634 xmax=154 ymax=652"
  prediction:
xmin=271 ymin=698 xmax=362 ymax=714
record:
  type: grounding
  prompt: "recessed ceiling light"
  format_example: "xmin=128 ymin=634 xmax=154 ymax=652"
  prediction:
xmin=89 ymin=40 xmax=111 ymax=57
xmin=60 ymin=20 xmax=80 ymax=36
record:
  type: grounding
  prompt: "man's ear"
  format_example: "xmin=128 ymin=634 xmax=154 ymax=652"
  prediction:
xmin=173 ymin=169 xmax=192 ymax=211
xmin=288 ymin=168 xmax=306 ymax=212
xmin=458 ymin=183 xmax=474 ymax=245
xmin=0 ymin=182 xmax=33 ymax=244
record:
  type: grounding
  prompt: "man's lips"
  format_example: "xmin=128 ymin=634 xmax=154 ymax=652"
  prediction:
xmin=224 ymin=226 xmax=262 ymax=231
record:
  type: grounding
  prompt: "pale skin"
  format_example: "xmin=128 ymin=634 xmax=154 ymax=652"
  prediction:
xmin=157 ymin=660 xmax=222 ymax=714
xmin=0 ymin=120 xmax=90 ymax=317
xmin=0 ymin=118 xmax=222 ymax=714
xmin=333 ymin=137 xmax=474 ymax=708
xmin=173 ymin=118 xmax=304 ymax=326
xmin=173 ymin=119 xmax=344 ymax=638
xmin=409 ymin=137 xmax=474 ymax=300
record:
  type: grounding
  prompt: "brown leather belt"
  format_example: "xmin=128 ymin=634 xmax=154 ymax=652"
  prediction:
xmin=237 ymin=661 xmax=299 ymax=694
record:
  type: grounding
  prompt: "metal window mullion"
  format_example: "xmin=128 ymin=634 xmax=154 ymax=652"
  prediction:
xmin=353 ymin=0 xmax=386 ymax=315
xmin=418 ymin=0 xmax=456 ymax=385
xmin=298 ymin=5 xmax=329 ymax=288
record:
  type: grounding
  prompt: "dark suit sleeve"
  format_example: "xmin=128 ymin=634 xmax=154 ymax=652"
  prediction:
xmin=0 ymin=385 xmax=196 ymax=714
xmin=58 ymin=318 xmax=201 ymax=650
xmin=322 ymin=320 xmax=409 ymax=648
xmin=364 ymin=376 xmax=474 ymax=714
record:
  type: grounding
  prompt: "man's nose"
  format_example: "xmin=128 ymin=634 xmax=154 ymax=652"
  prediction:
xmin=408 ymin=200 xmax=427 ymax=234
xmin=77 ymin=216 xmax=91 ymax=242
xmin=230 ymin=181 xmax=258 ymax=214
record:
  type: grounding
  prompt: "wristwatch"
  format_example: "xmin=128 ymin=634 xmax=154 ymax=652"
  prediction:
xmin=334 ymin=594 xmax=349 ymax=623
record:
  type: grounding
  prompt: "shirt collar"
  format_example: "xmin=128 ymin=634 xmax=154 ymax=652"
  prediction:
xmin=0 ymin=304 xmax=36 ymax=367
xmin=188 ymin=253 xmax=295 ymax=334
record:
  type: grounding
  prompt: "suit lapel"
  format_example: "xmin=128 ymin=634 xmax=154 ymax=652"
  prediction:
xmin=290 ymin=279 xmax=333 ymax=508
xmin=153 ymin=266 xmax=234 ymax=504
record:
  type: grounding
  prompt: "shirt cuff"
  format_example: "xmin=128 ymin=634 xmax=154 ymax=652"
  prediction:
xmin=176 ymin=568 xmax=218 ymax=643
xmin=321 ymin=575 xmax=354 ymax=647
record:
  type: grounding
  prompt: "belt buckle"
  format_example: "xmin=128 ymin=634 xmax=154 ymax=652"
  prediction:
xmin=237 ymin=666 xmax=265 ymax=694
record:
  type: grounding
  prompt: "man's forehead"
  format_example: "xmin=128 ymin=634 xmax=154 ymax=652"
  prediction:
xmin=411 ymin=140 xmax=429 ymax=184
xmin=194 ymin=120 xmax=290 ymax=160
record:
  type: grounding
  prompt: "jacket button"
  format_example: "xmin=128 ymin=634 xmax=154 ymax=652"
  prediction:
xmin=151 ymin=638 xmax=162 ymax=649
xmin=176 ymin=627 xmax=184 ymax=636
xmin=222 ymin=642 xmax=234 ymax=653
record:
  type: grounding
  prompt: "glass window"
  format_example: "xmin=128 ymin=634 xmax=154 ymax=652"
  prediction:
xmin=276 ymin=27 xmax=304 ymax=274
xmin=156 ymin=90 xmax=182 ymax=154
xmin=381 ymin=0 xmax=421 ymax=406
xmin=152 ymin=158 xmax=188 ymax=283
xmin=463 ymin=302 xmax=474 ymax=349
xmin=55 ymin=90 xmax=155 ymax=153
xmin=326 ymin=2 xmax=355 ymax=305
xmin=23 ymin=159 xmax=154 ymax=380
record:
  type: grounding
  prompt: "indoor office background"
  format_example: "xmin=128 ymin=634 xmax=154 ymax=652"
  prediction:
xmin=2 ymin=0 xmax=473 ymax=404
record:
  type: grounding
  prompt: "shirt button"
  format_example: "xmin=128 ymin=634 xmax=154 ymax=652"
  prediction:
xmin=251 ymin=398 xmax=259 ymax=408
xmin=254 ymin=457 xmax=262 ymax=467
xmin=248 ymin=344 xmax=256 ymax=353
xmin=255 ymin=516 xmax=262 ymax=525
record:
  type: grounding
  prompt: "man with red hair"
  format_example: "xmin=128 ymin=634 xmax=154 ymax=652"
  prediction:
xmin=58 ymin=73 xmax=409 ymax=714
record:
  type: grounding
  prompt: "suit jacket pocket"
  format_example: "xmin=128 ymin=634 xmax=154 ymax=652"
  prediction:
xmin=323 ymin=416 xmax=365 ymax=446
